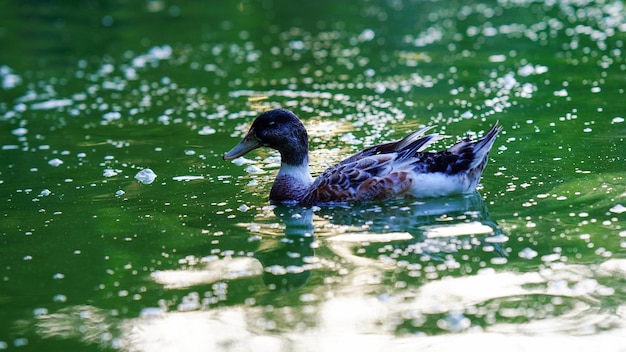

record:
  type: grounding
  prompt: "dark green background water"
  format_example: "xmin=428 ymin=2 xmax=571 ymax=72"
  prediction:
xmin=1 ymin=0 xmax=625 ymax=351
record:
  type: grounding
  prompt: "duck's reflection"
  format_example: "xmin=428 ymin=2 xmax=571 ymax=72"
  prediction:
xmin=254 ymin=205 xmax=315 ymax=291
xmin=256 ymin=191 xmax=504 ymax=290
xmin=151 ymin=192 xmax=504 ymax=292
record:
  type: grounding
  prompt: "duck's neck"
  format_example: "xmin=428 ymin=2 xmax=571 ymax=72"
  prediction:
xmin=269 ymin=158 xmax=314 ymax=204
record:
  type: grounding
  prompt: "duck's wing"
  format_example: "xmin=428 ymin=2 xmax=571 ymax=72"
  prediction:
xmin=306 ymin=153 xmax=403 ymax=204
xmin=338 ymin=126 xmax=439 ymax=164
xmin=304 ymin=127 xmax=443 ymax=204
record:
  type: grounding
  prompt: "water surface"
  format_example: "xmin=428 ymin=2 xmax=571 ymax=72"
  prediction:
xmin=1 ymin=0 xmax=625 ymax=351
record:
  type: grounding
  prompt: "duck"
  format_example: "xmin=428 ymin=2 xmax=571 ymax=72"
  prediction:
xmin=223 ymin=108 xmax=501 ymax=206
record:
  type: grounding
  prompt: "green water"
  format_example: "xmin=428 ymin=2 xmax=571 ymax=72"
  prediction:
xmin=1 ymin=0 xmax=625 ymax=351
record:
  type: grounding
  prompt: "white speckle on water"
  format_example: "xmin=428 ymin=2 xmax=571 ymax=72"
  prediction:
xmin=53 ymin=294 xmax=67 ymax=303
xmin=437 ymin=311 xmax=471 ymax=332
xmin=103 ymin=169 xmax=118 ymax=177
xmin=33 ymin=307 xmax=48 ymax=316
xmin=374 ymin=83 xmax=386 ymax=94
xmin=231 ymin=156 xmax=253 ymax=166
xmin=339 ymin=133 xmax=363 ymax=145
xmin=609 ymin=204 xmax=626 ymax=214
xmin=198 ymin=126 xmax=216 ymax=135
xmin=103 ymin=111 xmax=122 ymax=122
xmin=460 ymin=110 xmax=473 ymax=119
xmin=12 ymin=338 xmax=28 ymax=347
xmin=541 ymin=253 xmax=561 ymax=263
xmin=1 ymin=65 xmax=22 ymax=89
xmin=244 ymin=165 xmax=263 ymax=174
xmin=135 ymin=168 xmax=157 ymax=184
xmin=612 ymin=116 xmax=624 ymax=124
xmin=31 ymin=99 xmax=73 ymax=110
xmin=238 ymin=204 xmax=250 ymax=212
xmin=518 ymin=247 xmax=538 ymax=259
xmin=553 ymin=89 xmax=568 ymax=97
xmin=490 ymin=257 xmax=508 ymax=265
xmin=360 ymin=28 xmax=375 ymax=41
xmin=299 ymin=293 xmax=317 ymax=302
xmin=140 ymin=307 xmax=165 ymax=318
xmin=115 ymin=189 xmax=125 ymax=196
xmin=39 ymin=189 xmax=51 ymax=197
xmin=488 ymin=54 xmax=506 ymax=63
xmin=48 ymin=158 xmax=63 ymax=167
xmin=11 ymin=127 xmax=27 ymax=136
xmin=172 ymin=175 xmax=204 ymax=181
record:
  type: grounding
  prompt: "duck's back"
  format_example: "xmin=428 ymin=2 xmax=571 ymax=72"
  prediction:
xmin=301 ymin=123 xmax=501 ymax=205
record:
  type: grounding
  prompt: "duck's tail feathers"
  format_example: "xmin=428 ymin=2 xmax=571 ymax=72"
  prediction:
xmin=470 ymin=121 xmax=502 ymax=169
xmin=395 ymin=126 xmax=446 ymax=158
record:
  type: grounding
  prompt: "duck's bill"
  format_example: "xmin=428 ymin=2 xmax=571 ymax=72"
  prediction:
xmin=223 ymin=132 xmax=262 ymax=160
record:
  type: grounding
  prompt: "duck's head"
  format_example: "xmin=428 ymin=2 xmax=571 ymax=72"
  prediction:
xmin=223 ymin=109 xmax=310 ymax=165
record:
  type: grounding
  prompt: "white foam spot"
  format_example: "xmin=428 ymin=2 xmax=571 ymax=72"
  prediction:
xmin=135 ymin=168 xmax=157 ymax=184
xmin=31 ymin=99 xmax=73 ymax=110
xmin=172 ymin=175 xmax=204 ymax=181
xmin=48 ymin=158 xmax=63 ymax=167
xmin=103 ymin=169 xmax=118 ymax=177
xmin=518 ymin=247 xmax=538 ymax=259
xmin=609 ymin=204 xmax=626 ymax=214
xmin=11 ymin=127 xmax=27 ymax=136
xmin=198 ymin=126 xmax=216 ymax=135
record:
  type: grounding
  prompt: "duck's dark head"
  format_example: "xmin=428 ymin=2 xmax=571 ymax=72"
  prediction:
xmin=223 ymin=109 xmax=310 ymax=165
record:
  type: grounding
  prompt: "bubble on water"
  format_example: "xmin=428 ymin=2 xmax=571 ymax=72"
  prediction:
xmin=609 ymin=204 xmax=626 ymax=214
xmin=102 ymin=111 xmax=121 ymax=123
xmin=198 ymin=126 xmax=216 ymax=135
xmin=53 ymin=273 xmax=65 ymax=280
xmin=178 ymin=292 xmax=201 ymax=311
xmin=33 ymin=307 xmax=48 ymax=316
xmin=31 ymin=99 xmax=73 ymax=110
xmin=53 ymin=294 xmax=67 ymax=303
xmin=374 ymin=83 xmax=386 ymax=94
xmin=103 ymin=169 xmax=118 ymax=177
xmin=39 ymin=189 xmax=51 ymax=197
xmin=172 ymin=175 xmax=204 ymax=181
xmin=244 ymin=165 xmax=263 ymax=173
xmin=488 ymin=54 xmax=506 ymax=62
xmin=460 ymin=110 xmax=473 ymax=119
xmin=11 ymin=127 xmax=27 ymax=136
xmin=1 ymin=65 xmax=22 ymax=89
xmin=12 ymin=338 xmax=28 ymax=347
xmin=612 ymin=116 xmax=624 ymax=124
xmin=359 ymin=28 xmax=375 ymax=41
xmin=48 ymin=158 xmax=63 ymax=167
xmin=134 ymin=168 xmax=157 ymax=184
xmin=115 ymin=189 xmax=125 ymax=196
xmin=437 ymin=311 xmax=471 ymax=332
xmin=518 ymin=247 xmax=538 ymax=259
xmin=139 ymin=307 xmax=164 ymax=318
xmin=299 ymin=293 xmax=317 ymax=302
xmin=553 ymin=89 xmax=569 ymax=97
